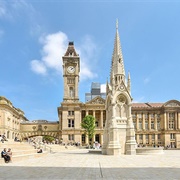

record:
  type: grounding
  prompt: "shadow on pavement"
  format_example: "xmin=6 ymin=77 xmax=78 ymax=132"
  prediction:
xmin=0 ymin=166 xmax=179 ymax=180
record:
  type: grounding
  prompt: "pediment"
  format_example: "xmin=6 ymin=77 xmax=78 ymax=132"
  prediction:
xmin=163 ymin=100 xmax=180 ymax=107
xmin=86 ymin=96 xmax=105 ymax=105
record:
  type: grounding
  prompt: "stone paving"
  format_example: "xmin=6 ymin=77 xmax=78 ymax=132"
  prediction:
xmin=0 ymin=149 xmax=180 ymax=180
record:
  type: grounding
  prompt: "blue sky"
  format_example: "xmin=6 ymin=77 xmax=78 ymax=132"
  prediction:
xmin=0 ymin=0 xmax=180 ymax=121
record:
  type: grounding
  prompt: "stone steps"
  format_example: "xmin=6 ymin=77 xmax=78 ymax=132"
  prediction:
xmin=0 ymin=151 xmax=48 ymax=164
xmin=0 ymin=140 xmax=48 ymax=164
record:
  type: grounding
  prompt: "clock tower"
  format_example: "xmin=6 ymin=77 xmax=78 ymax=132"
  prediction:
xmin=62 ymin=42 xmax=80 ymax=102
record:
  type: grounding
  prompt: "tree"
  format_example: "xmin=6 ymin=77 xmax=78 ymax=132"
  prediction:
xmin=81 ymin=115 xmax=96 ymax=146
xmin=43 ymin=135 xmax=55 ymax=143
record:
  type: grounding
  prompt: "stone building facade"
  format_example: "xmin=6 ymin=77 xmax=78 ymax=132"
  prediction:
xmin=132 ymin=101 xmax=180 ymax=148
xmin=0 ymin=96 xmax=28 ymax=140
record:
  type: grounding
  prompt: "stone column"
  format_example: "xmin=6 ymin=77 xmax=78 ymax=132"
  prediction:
xmin=92 ymin=135 xmax=95 ymax=143
xmin=178 ymin=112 xmax=180 ymax=130
xmin=136 ymin=115 xmax=139 ymax=130
xmin=164 ymin=112 xmax=167 ymax=130
xmin=100 ymin=110 xmax=103 ymax=129
xmin=167 ymin=112 xmax=169 ymax=130
xmin=93 ymin=110 xmax=96 ymax=128
xmin=86 ymin=110 xmax=88 ymax=116
xmin=136 ymin=134 xmax=139 ymax=144
xmin=100 ymin=134 xmax=103 ymax=145
xmin=93 ymin=110 xmax=95 ymax=118
xmin=143 ymin=134 xmax=146 ymax=145
xmin=148 ymin=116 xmax=151 ymax=130
xmin=85 ymin=135 xmax=88 ymax=144
xmin=154 ymin=114 xmax=157 ymax=131
xmin=149 ymin=134 xmax=152 ymax=146
xmin=142 ymin=113 xmax=145 ymax=130
xmin=155 ymin=134 xmax=158 ymax=145
xmin=175 ymin=112 xmax=178 ymax=130
xmin=79 ymin=111 xmax=81 ymax=128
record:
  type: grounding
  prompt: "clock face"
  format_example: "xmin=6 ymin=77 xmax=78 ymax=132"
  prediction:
xmin=67 ymin=66 xmax=75 ymax=73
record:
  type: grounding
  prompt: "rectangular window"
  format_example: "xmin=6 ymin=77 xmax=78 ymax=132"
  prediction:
xmin=169 ymin=120 xmax=174 ymax=129
xmin=139 ymin=134 xmax=143 ymax=140
xmin=103 ymin=119 xmax=106 ymax=127
xmin=145 ymin=114 xmax=148 ymax=120
xmin=68 ymin=134 xmax=74 ymax=141
xmin=151 ymin=121 xmax=154 ymax=129
xmin=170 ymin=133 xmax=175 ymax=140
xmin=68 ymin=119 xmax=74 ymax=128
xmin=82 ymin=134 xmax=85 ymax=143
xmin=157 ymin=121 xmax=160 ymax=130
xmin=157 ymin=114 xmax=161 ymax=119
xmin=133 ymin=121 xmax=136 ymax=129
xmin=138 ymin=114 xmax=142 ymax=119
xmin=152 ymin=134 xmax=155 ymax=140
xmin=145 ymin=120 xmax=148 ymax=129
xmin=132 ymin=114 xmax=136 ymax=119
xmin=68 ymin=111 xmax=74 ymax=116
xmin=139 ymin=121 xmax=142 ymax=129
xmin=146 ymin=134 xmax=149 ymax=144
xmin=95 ymin=121 xmax=99 ymax=127
xmin=169 ymin=113 xmax=175 ymax=119
xmin=158 ymin=134 xmax=161 ymax=140
xmin=169 ymin=113 xmax=175 ymax=129
xmin=151 ymin=113 xmax=155 ymax=120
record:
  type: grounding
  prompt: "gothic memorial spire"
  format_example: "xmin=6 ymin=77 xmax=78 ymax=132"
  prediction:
xmin=111 ymin=19 xmax=125 ymax=86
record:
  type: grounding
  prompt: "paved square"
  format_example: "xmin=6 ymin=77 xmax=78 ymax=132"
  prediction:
xmin=0 ymin=149 xmax=180 ymax=180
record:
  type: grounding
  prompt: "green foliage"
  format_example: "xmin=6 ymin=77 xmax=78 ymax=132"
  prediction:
xmin=81 ymin=115 xmax=95 ymax=144
xmin=43 ymin=135 xmax=55 ymax=143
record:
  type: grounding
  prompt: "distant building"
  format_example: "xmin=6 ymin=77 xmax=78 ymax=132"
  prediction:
xmin=85 ymin=82 xmax=106 ymax=102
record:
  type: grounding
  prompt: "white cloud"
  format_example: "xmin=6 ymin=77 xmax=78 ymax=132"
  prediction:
xmin=30 ymin=60 xmax=47 ymax=75
xmin=30 ymin=32 xmax=98 ymax=81
xmin=30 ymin=31 xmax=68 ymax=75
xmin=77 ymin=35 xmax=98 ymax=80
xmin=41 ymin=32 xmax=68 ymax=70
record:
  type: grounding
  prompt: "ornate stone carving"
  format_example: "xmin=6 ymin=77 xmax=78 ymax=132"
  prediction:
xmin=165 ymin=102 xmax=180 ymax=107
xmin=116 ymin=95 xmax=127 ymax=118
xmin=87 ymin=97 xmax=105 ymax=104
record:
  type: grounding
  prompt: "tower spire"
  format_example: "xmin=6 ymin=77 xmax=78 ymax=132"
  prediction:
xmin=110 ymin=19 xmax=125 ymax=86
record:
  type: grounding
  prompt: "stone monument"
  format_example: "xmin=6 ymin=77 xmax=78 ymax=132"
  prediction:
xmin=102 ymin=20 xmax=136 ymax=155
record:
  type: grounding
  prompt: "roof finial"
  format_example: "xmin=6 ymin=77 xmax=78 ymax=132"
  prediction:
xmin=116 ymin=19 xmax=118 ymax=30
